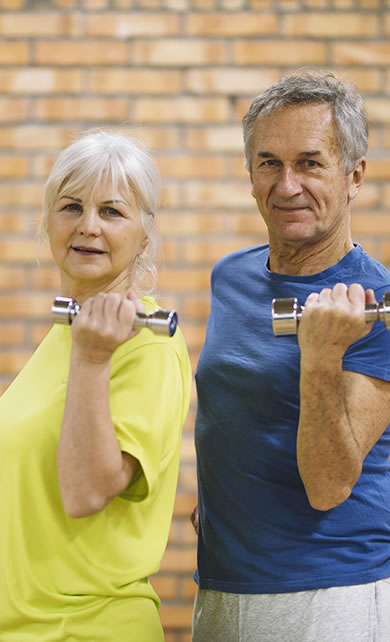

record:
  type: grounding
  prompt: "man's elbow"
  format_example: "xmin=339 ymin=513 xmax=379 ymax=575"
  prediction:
xmin=305 ymin=485 xmax=352 ymax=512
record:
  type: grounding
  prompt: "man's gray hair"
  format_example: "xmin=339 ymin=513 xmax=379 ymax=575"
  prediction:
xmin=242 ymin=69 xmax=368 ymax=175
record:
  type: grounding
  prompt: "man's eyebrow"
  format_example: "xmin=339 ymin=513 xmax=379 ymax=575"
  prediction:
xmin=300 ymin=151 xmax=322 ymax=157
xmin=256 ymin=150 xmax=322 ymax=158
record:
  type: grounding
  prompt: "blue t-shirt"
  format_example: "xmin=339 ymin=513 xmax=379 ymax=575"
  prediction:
xmin=194 ymin=243 xmax=390 ymax=594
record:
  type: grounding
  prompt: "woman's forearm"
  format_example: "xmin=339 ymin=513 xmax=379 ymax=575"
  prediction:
xmin=58 ymin=350 xmax=137 ymax=518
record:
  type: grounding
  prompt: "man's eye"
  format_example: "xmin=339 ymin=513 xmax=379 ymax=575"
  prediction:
xmin=304 ymin=160 xmax=318 ymax=168
xmin=261 ymin=159 xmax=278 ymax=167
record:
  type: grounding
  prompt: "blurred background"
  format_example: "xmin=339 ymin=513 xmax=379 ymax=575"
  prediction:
xmin=1 ymin=1 xmax=390 ymax=640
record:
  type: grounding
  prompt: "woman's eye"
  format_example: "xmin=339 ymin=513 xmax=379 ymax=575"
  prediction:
xmin=101 ymin=206 xmax=123 ymax=217
xmin=61 ymin=202 xmax=81 ymax=212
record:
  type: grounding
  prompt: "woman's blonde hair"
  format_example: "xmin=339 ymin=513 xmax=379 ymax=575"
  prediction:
xmin=38 ymin=129 xmax=161 ymax=295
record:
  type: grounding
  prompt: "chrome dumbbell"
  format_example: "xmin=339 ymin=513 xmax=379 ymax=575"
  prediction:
xmin=272 ymin=292 xmax=390 ymax=336
xmin=52 ymin=296 xmax=178 ymax=337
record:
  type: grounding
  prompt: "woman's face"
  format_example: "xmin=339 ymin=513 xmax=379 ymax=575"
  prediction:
xmin=48 ymin=178 xmax=147 ymax=299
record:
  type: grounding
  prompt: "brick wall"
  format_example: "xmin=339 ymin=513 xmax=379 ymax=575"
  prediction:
xmin=1 ymin=2 xmax=389 ymax=640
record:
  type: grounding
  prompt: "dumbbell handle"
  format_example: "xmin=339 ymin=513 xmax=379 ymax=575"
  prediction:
xmin=272 ymin=292 xmax=390 ymax=336
xmin=52 ymin=296 xmax=178 ymax=337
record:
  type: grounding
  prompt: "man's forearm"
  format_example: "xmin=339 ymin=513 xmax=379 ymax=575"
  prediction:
xmin=297 ymin=356 xmax=362 ymax=511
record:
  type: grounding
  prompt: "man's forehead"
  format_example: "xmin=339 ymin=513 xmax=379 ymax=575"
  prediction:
xmin=253 ymin=103 xmax=338 ymax=156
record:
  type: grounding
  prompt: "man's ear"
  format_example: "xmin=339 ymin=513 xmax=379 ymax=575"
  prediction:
xmin=348 ymin=157 xmax=366 ymax=201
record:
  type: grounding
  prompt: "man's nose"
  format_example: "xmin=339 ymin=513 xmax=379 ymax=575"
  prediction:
xmin=274 ymin=167 xmax=303 ymax=199
xmin=77 ymin=208 xmax=101 ymax=235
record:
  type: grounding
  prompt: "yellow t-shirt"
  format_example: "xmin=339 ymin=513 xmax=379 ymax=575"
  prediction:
xmin=0 ymin=297 xmax=192 ymax=641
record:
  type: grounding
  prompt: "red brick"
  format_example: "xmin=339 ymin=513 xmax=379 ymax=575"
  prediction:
xmin=351 ymin=213 xmax=390 ymax=235
xmin=0 ymin=156 xmax=29 ymax=178
xmin=365 ymin=158 xmax=390 ymax=180
xmin=0 ymin=41 xmax=29 ymax=64
xmin=0 ymin=69 xmax=82 ymax=94
xmin=0 ymin=126 xmax=80 ymax=150
xmin=233 ymin=40 xmax=327 ymax=65
xmin=0 ymin=183 xmax=44 ymax=207
xmin=158 ymin=213 xmax=226 ymax=237
xmin=0 ymin=267 xmax=26 ymax=289
xmin=183 ymin=181 xmax=253 ymax=208
xmin=133 ymin=39 xmax=225 ymax=66
xmin=160 ymin=547 xmax=196 ymax=573
xmin=0 ymin=0 xmax=25 ymax=7
xmin=173 ymin=493 xmax=198 ymax=517
xmin=134 ymin=98 xmax=230 ymax=123
xmin=0 ymin=214 xmax=27 ymax=234
xmin=0 ymin=13 xmax=81 ymax=36
xmin=31 ymin=324 xmax=52 ymax=347
xmin=149 ymin=576 xmax=178 ymax=599
xmin=31 ymin=266 xmax=61 ymax=290
xmin=230 ymin=212 xmax=269 ymax=236
xmin=384 ymin=185 xmax=390 ymax=208
xmin=353 ymin=183 xmax=380 ymax=209
xmin=0 ymin=99 xmax=29 ymax=122
xmin=86 ymin=13 xmax=179 ymax=37
xmin=159 ymin=605 xmax=194 ymax=629
xmin=183 ymin=238 xmax=256 ymax=264
xmin=0 ymin=324 xmax=24 ymax=345
xmin=0 ymin=239 xmax=52 ymax=262
xmin=332 ymin=43 xmax=390 ymax=65
xmin=184 ymin=12 xmax=278 ymax=35
xmin=88 ymin=69 xmax=181 ymax=94
xmin=182 ymin=296 xmax=210 ymax=320
xmin=0 ymin=351 xmax=32 ymax=374
xmin=185 ymin=126 xmax=243 ymax=152
xmin=34 ymin=40 xmax=128 ymax=65
xmin=185 ymin=68 xmax=280 ymax=94
xmin=157 ymin=155 xmax=225 ymax=179
xmin=365 ymin=100 xmax=390 ymax=124
xmin=158 ymin=268 xmax=211 ymax=292
xmin=33 ymin=98 xmax=129 ymax=122
xmin=283 ymin=13 xmax=378 ymax=37
xmin=0 ymin=294 xmax=54 ymax=319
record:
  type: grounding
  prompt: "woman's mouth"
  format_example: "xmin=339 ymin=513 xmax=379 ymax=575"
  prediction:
xmin=71 ymin=246 xmax=105 ymax=255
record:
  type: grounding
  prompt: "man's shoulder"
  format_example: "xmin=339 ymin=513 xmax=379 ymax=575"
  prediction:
xmin=212 ymin=243 xmax=269 ymax=275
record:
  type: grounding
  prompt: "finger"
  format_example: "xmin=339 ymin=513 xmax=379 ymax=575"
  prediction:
xmin=330 ymin=283 xmax=348 ymax=302
xmin=365 ymin=288 xmax=377 ymax=305
xmin=125 ymin=289 xmax=145 ymax=315
xmin=103 ymin=292 xmax=122 ymax=321
xmin=347 ymin=283 xmax=365 ymax=308
xmin=118 ymin=298 xmax=137 ymax=334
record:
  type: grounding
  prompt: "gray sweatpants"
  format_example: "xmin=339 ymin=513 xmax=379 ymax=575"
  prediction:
xmin=192 ymin=578 xmax=390 ymax=642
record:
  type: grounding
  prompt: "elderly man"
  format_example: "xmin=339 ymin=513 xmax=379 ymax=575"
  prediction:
xmin=192 ymin=70 xmax=390 ymax=642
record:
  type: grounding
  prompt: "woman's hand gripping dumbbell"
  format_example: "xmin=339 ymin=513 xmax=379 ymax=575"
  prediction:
xmin=52 ymin=296 xmax=178 ymax=337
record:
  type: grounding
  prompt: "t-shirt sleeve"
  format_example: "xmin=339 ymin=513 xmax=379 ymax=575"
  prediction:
xmin=342 ymin=322 xmax=390 ymax=382
xmin=108 ymin=340 xmax=187 ymax=502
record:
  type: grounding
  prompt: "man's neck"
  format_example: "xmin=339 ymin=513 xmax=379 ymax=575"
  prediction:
xmin=268 ymin=235 xmax=354 ymax=276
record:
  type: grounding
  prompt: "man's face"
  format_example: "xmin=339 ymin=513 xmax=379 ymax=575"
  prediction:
xmin=250 ymin=103 xmax=363 ymax=248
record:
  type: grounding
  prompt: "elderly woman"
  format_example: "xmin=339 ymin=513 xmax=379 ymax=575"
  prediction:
xmin=0 ymin=131 xmax=192 ymax=640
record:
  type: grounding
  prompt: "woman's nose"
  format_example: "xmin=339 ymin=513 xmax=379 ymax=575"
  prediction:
xmin=77 ymin=208 xmax=101 ymax=236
